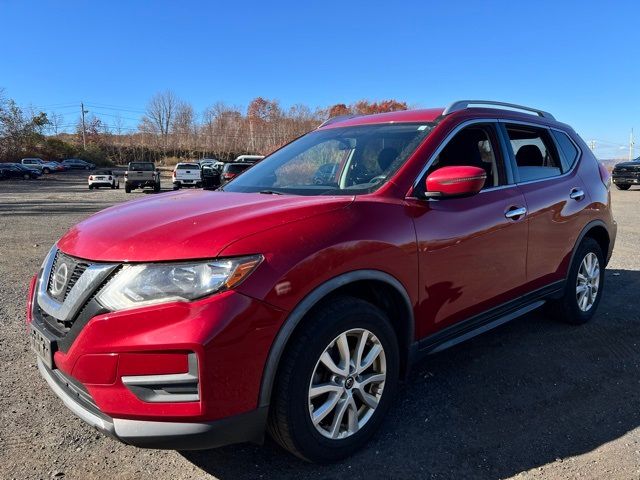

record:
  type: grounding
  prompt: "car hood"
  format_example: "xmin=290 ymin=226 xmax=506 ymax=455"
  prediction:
xmin=57 ymin=190 xmax=354 ymax=262
xmin=614 ymin=161 xmax=640 ymax=169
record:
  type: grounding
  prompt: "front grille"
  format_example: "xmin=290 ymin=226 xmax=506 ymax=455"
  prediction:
xmin=47 ymin=252 xmax=89 ymax=301
xmin=37 ymin=305 xmax=70 ymax=335
xmin=65 ymin=262 xmax=89 ymax=299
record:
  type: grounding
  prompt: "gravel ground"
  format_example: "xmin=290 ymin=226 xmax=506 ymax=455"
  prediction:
xmin=1 ymin=172 xmax=639 ymax=480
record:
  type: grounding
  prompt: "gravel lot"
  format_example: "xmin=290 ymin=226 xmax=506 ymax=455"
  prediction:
xmin=1 ymin=172 xmax=639 ymax=480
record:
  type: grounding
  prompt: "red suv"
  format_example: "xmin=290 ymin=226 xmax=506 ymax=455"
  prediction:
xmin=27 ymin=100 xmax=616 ymax=462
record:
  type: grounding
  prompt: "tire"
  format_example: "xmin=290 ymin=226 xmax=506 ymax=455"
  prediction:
xmin=154 ymin=183 xmax=161 ymax=193
xmin=88 ymin=185 xmax=93 ymax=190
xmin=268 ymin=296 xmax=399 ymax=463
xmin=43 ymin=168 xmax=50 ymax=174
xmin=116 ymin=182 xmax=120 ymax=189
xmin=125 ymin=184 xmax=131 ymax=193
xmin=111 ymin=183 xmax=115 ymax=189
xmin=546 ymin=237 xmax=605 ymax=325
xmin=173 ymin=183 xmax=181 ymax=191
xmin=85 ymin=166 xmax=90 ymax=170
xmin=615 ymin=183 xmax=631 ymax=190
xmin=23 ymin=174 xmax=30 ymax=180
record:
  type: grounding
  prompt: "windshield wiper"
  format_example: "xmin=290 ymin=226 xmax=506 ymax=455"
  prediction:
xmin=259 ymin=190 xmax=284 ymax=195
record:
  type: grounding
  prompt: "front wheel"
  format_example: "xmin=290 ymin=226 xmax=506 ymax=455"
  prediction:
xmin=125 ymin=184 xmax=131 ymax=193
xmin=268 ymin=296 xmax=399 ymax=462
xmin=615 ymin=183 xmax=631 ymax=190
xmin=547 ymin=237 xmax=604 ymax=325
xmin=43 ymin=168 xmax=50 ymax=174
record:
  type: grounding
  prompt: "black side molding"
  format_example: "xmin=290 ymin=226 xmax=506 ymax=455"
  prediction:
xmin=410 ymin=281 xmax=564 ymax=363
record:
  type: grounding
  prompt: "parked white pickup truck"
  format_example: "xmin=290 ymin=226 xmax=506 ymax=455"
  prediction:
xmin=172 ymin=163 xmax=202 ymax=189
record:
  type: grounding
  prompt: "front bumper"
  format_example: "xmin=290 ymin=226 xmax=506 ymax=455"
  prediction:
xmin=37 ymin=359 xmax=267 ymax=449
xmin=612 ymin=175 xmax=640 ymax=184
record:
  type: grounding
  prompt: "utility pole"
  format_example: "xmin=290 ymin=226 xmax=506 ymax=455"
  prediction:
xmin=629 ymin=128 xmax=635 ymax=161
xmin=80 ymin=102 xmax=88 ymax=150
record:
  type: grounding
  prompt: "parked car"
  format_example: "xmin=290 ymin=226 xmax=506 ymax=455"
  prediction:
xmin=88 ymin=170 xmax=120 ymax=190
xmin=172 ymin=162 xmax=202 ymax=190
xmin=198 ymin=157 xmax=220 ymax=166
xmin=201 ymin=161 xmax=224 ymax=190
xmin=21 ymin=158 xmax=63 ymax=174
xmin=220 ymin=162 xmax=252 ymax=184
xmin=2 ymin=163 xmax=41 ymax=179
xmin=27 ymin=100 xmax=616 ymax=462
xmin=611 ymin=157 xmax=640 ymax=190
xmin=61 ymin=158 xmax=95 ymax=170
xmin=234 ymin=154 xmax=264 ymax=163
xmin=124 ymin=161 xmax=160 ymax=193
xmin=49 ymin=161 xmax=69 ymax=172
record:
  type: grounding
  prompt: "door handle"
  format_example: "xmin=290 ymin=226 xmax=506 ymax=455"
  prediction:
xmin=505 ymin=206 xmax=527 ymax=220
xmin=569 ymin=188 xmax=585 ymax=201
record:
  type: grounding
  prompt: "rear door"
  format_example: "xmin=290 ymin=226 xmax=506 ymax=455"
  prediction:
xmin=410 ymin=121 xmax=529 ymax=338
xmin=500 ymin=122 xmax=587 ymax=290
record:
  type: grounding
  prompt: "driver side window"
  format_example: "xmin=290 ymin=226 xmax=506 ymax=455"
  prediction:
xmin=426 ymin=125 xmax=504 ymax=189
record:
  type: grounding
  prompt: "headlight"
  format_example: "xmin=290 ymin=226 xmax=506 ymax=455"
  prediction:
xmin=96 ymin=255 xmax=262 ymax=311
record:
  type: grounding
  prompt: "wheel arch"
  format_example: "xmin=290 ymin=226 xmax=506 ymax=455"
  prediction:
xmin=569 ymin=220 xmax=611 ymax=269
xmin=258 ymin=270 xmax=414 ymax=408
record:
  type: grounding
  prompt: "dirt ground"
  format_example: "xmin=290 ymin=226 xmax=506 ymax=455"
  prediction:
xmin=0 ymin=172 xmax=639 ymax=480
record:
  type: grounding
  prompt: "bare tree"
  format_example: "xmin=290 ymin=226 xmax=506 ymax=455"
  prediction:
xmin=142 ymin=90 xmax=178 ymax=155
xmin=48 ymin=112 xmax=64 ymax=135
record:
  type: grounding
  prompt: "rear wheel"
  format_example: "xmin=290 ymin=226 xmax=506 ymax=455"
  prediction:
xmin=268 ymin=296 xmax=399 ymax=462
xmin=88 ymin=185 xmax=93 ymax=190
xmin=547 ymin=237 xmax=604 ymax=325
xmin=615 ymin=183 xmax=631 ymax=190
xmin=154 ymin=182 xmax=161 ymax=193
xmin=43 ymin=168 xmax=50 ymax=174
xmin=125 ymin=183 xmax=131 ymax=193
xmin=23 ymin=173 xmax=30 ymax=180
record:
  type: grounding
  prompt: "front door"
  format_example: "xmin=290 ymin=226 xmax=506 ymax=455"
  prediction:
xmin=409 ymin=122 xmax=529 ymax=339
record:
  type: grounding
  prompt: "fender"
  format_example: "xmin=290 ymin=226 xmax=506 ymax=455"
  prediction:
xmin=257 ymin=269 xmax=414 ymax=408
xmin=567 ymin=219 xmax=611 ymax=271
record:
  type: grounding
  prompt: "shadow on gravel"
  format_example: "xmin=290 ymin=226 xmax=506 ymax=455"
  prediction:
xmin=182 ymin=268 xmax=640 ymax=479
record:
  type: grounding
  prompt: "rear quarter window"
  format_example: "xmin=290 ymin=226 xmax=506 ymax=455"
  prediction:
xmin=551 ymin=130 xmax=580 ymax=171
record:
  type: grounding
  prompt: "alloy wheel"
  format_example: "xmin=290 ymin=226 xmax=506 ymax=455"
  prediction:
xmin=576 ymin=252 xmax=600 ymax=312
xmin=308 ymin=328 xmax=386 ymax=440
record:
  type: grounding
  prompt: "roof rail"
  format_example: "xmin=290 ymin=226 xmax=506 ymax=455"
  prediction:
xmin=442 ymin=100 xmax=555 ymax=120
xmin=318 ymin=114 xmax=360 ymax=128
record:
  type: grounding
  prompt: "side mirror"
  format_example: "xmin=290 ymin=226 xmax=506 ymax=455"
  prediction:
xmin=424 ymin=166 xmax=486 ymax=199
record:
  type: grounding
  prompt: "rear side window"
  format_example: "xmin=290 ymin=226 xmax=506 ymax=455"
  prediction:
xmin=505 ymin=125 xmax=563 ymax=182
xmin=129 ymin=163 xmax=154 ymax=171
xmin=551 ymin=130 xmax=580 ymax=171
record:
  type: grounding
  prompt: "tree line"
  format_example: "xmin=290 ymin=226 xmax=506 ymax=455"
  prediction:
xmin=0 ymin=88 xmax=408 ymax=165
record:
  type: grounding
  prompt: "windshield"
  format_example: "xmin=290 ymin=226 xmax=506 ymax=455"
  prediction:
xmin=223 ymin=123 xmax=434 ymax=195
xmin=129 ymin=163 xmax=154 ymax=171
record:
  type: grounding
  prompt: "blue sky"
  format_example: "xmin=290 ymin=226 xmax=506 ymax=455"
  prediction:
xmin=1 ymin=0 xmax=638 ymax=158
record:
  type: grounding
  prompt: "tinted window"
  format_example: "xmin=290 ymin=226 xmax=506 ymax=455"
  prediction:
xmin=426 ymin=124 xmax=504 ymax=189
xmin=551 ymin=130 xmax=580 ymax=171
xmin=129 ymin=163 xmax=154 ymax=171
xmin=177 ymin=164 xmax=199 ymax=169
xmin=505 ymin=125 xmax=562 ymax=182
xmin=225 ymin=164 xmax=251 ymax=174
